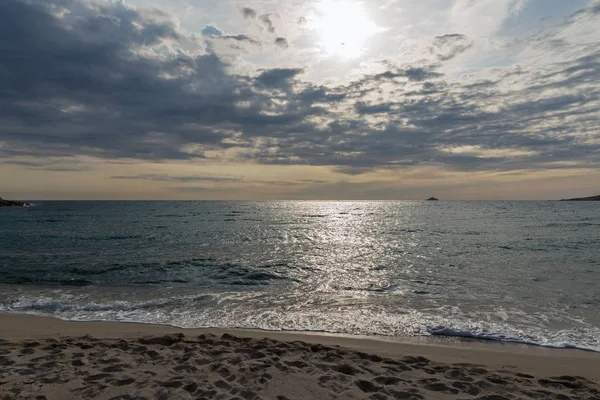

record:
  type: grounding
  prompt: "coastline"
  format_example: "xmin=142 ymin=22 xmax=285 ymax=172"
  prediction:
xmin=1 ymin=313 xmax=599 ymax=399
xmin=2 ymin=313 xmax=600 ymax=376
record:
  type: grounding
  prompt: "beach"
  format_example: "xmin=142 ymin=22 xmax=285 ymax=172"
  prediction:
xmin=1 ymin=314 xmax=599 ymax=399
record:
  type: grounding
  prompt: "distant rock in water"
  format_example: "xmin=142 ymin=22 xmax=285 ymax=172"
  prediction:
xmin=560 ymin=194 xmax=600 ymax=201
xmin=426 ymin=197 xmax=439 ymax=201
xmin=0 ymin=197 xmax=27 ymax=207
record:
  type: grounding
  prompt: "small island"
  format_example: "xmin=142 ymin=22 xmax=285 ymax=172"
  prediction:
xmin=426 ymin=197 xmax=439 ymax=201
xmin=560 ymin=194 xmax=600 ymax=201
xmin=0 ymin=196 xmax=27 ymax=207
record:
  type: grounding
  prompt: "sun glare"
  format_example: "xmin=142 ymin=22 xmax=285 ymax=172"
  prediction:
xmin=310 ymin=1 xmax=380 ymax=59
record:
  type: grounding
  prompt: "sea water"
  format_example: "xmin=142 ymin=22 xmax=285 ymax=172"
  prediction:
xmin=1 ymin=201 xmax=598 ymax=350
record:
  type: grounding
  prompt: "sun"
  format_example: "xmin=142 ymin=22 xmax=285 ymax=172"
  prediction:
xmin=309 ymin=1 xmax=380 ymax=60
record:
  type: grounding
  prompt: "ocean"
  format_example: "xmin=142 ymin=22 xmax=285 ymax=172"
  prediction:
xmin=1 ymin=201 xmax=598 ymax=351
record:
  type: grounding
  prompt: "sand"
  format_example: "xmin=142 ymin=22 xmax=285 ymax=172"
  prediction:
xmin=0 ymin=314 xmax=599 ymax=400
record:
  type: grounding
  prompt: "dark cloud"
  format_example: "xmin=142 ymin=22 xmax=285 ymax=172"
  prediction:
xmin=259 ymin=14 xmax=277 ymax=33
xmin=111 ymin=174 xmax=241 ymax=183
xmin=2 ymin=160 xmax=43 ymax=167
xmin=255 ymin=68 xmax=303 ymax=88
xmin=215 ymin=34 xmax=261 ymax=46
xmin=132 ymin=177 xmax=328 ymax=191
xmin=354 ymin=102 xmax=393 ymax=114
xmin=240 ymin=8 xmax=278 ymax=34
xmin=298 ymin=179 xmax=328 ymax=184
xmin=0 ymin=0 xmax=599 ymax=178
xmin=274 ymin=37 xmax=289 ymax=48
xmin=1 ymin=159 xmax=91 ymax=171
xmin=241 ymin=7 xmax=256 ymax=19
xmin=429 ymin=34 xmax=472 ymax=61
xmin=0 ymin=0 xmax=276 ymax=161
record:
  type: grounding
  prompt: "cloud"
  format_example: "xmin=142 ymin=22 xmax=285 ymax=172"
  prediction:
xmin=298 ymin=179 xmax=328 ymax=184
xmin=274 ymin=37 xmax=289 ymax=48
xmin=259 ymin=14 xmax=277 ymax=33
xmin=354 ymin=102 xmax=393 ymax=114
xmin=0 ymin=0 xmax=272 ymax=161
xmin=563 ymin=0 xmax=600 ymax=27
xmin=1 ymin=159 xmax=91 ymax=171
xmin=215 ymin=34 xmax=261 ymax=46
xmin=239 ymin=8 xmax=278 ymax=34
xmin=0 ymin=0 xmax=599 ymax=181
xmin=111 ymin=174 xmax=241 ymax=183
xmin=110 ymin=175 xmax=329 ymax=190
xmin=255 ymin=68 xmax=303 ymax=88
xmin=429 ymin=34 xmax=473 ymax=61
xmin=241 ymin=7 xmax=256 ymax=19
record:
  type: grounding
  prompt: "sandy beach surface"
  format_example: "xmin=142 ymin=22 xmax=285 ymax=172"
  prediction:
xmin=0 ymin=314 xmax=599 ymax=399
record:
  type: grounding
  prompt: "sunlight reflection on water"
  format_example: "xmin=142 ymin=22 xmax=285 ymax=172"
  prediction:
xmin=1 ymin=200 xmax=599 ymax=350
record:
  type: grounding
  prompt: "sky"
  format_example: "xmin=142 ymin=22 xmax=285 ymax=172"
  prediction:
xmin=1 ymin=0 xmax=599 ymax=200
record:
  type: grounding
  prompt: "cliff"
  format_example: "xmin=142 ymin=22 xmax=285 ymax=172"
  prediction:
xmin=0 ymin=197 xmax=26 ymax=207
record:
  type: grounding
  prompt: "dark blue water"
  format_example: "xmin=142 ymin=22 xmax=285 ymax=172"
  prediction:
xmin=1 ymin=201 xmax=599 ymax=350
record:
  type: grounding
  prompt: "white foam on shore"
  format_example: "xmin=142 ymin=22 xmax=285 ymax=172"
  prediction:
xmin=2 ymin=295 xmax=599 ymax=353
xmin=427 ymin=325 xmax=595 ymax=352
xmin=2 ymin=294 xmax=212 ymax=313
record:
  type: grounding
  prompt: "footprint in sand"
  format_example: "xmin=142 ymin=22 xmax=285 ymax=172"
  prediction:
xmin=355 ymin=379 xmax=381 ymax=393
xmin=39 ymin=361 xmax=58 ymax=369
xmin=387 ymin=389 xmax=424 ymax=400
xmin=452 ymin=380 xmax=481 ymax=395
xmin=0 ymin=357 xmax=16 ymax=366
xmin=172 ymin=363 xmax=198 ymax=373
xmin=103 ymin=364 xmax=129 ymax=372
xmin=403 ymin=356 xmax=430 ymax=365
xmin=194 ymin=357 xmax=211 ymax=365
xmin=161 ymin=379 xmax=184 ymax=388
xmin=423 ymin=382 xmax=459 ymax=394
xmin=183 ymin=382 xmax=198 ymax=393
xmin=40 ymin=376 xmax=65 ymax=384
xmin=337 ymin=363 xmax=360 ymax=375
xmin=84 ymin=373 xmax=112 ymax=382
xmin=486 ymin=375 xmax=510 ymax=385
xmin=374 ymin=376 xmax=403 ymax=385
xmin=72 ymin=359 xmax=86 ymax=367
xmin=444 ymin=368 xmax=472 ymax=381
xmin=16 ymin=368 xmax=36 ymax=376
xmin=109 ymin=377 xmax=136 ymax=386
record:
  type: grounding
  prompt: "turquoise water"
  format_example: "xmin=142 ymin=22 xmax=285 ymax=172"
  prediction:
xmin=1 ymin=201 xmax=598 ymax=350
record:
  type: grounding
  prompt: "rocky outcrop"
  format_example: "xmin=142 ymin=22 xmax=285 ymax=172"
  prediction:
xmin=0 ymin=197 xmax=26 ymax=207
xmin=560 ymin=194 xmax=600 ymax=201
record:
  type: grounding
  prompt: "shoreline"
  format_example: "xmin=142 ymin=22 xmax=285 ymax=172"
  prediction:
xmin=2 ymin=313 xmax=599 ymax=380
xmin=2 ymin=310 xmax=598 ymax=352
xmin=1 ymin=313 xmax=599 ymax=399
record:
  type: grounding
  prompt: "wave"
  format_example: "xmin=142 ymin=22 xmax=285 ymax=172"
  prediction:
xmin=427 ymin=325 xmax=596 ymax=352
xmin=0 ymin=277 xmax=94 ymax=286
xmin=2 ymin=294 xmax=213 ymax=314
xmin=0 ymin=258 xmax=296 ymax=287
xmin=79 ymin=235 xmax=142 ymax=241
xmin=2 ymin=298 xmax=598 ymax=353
